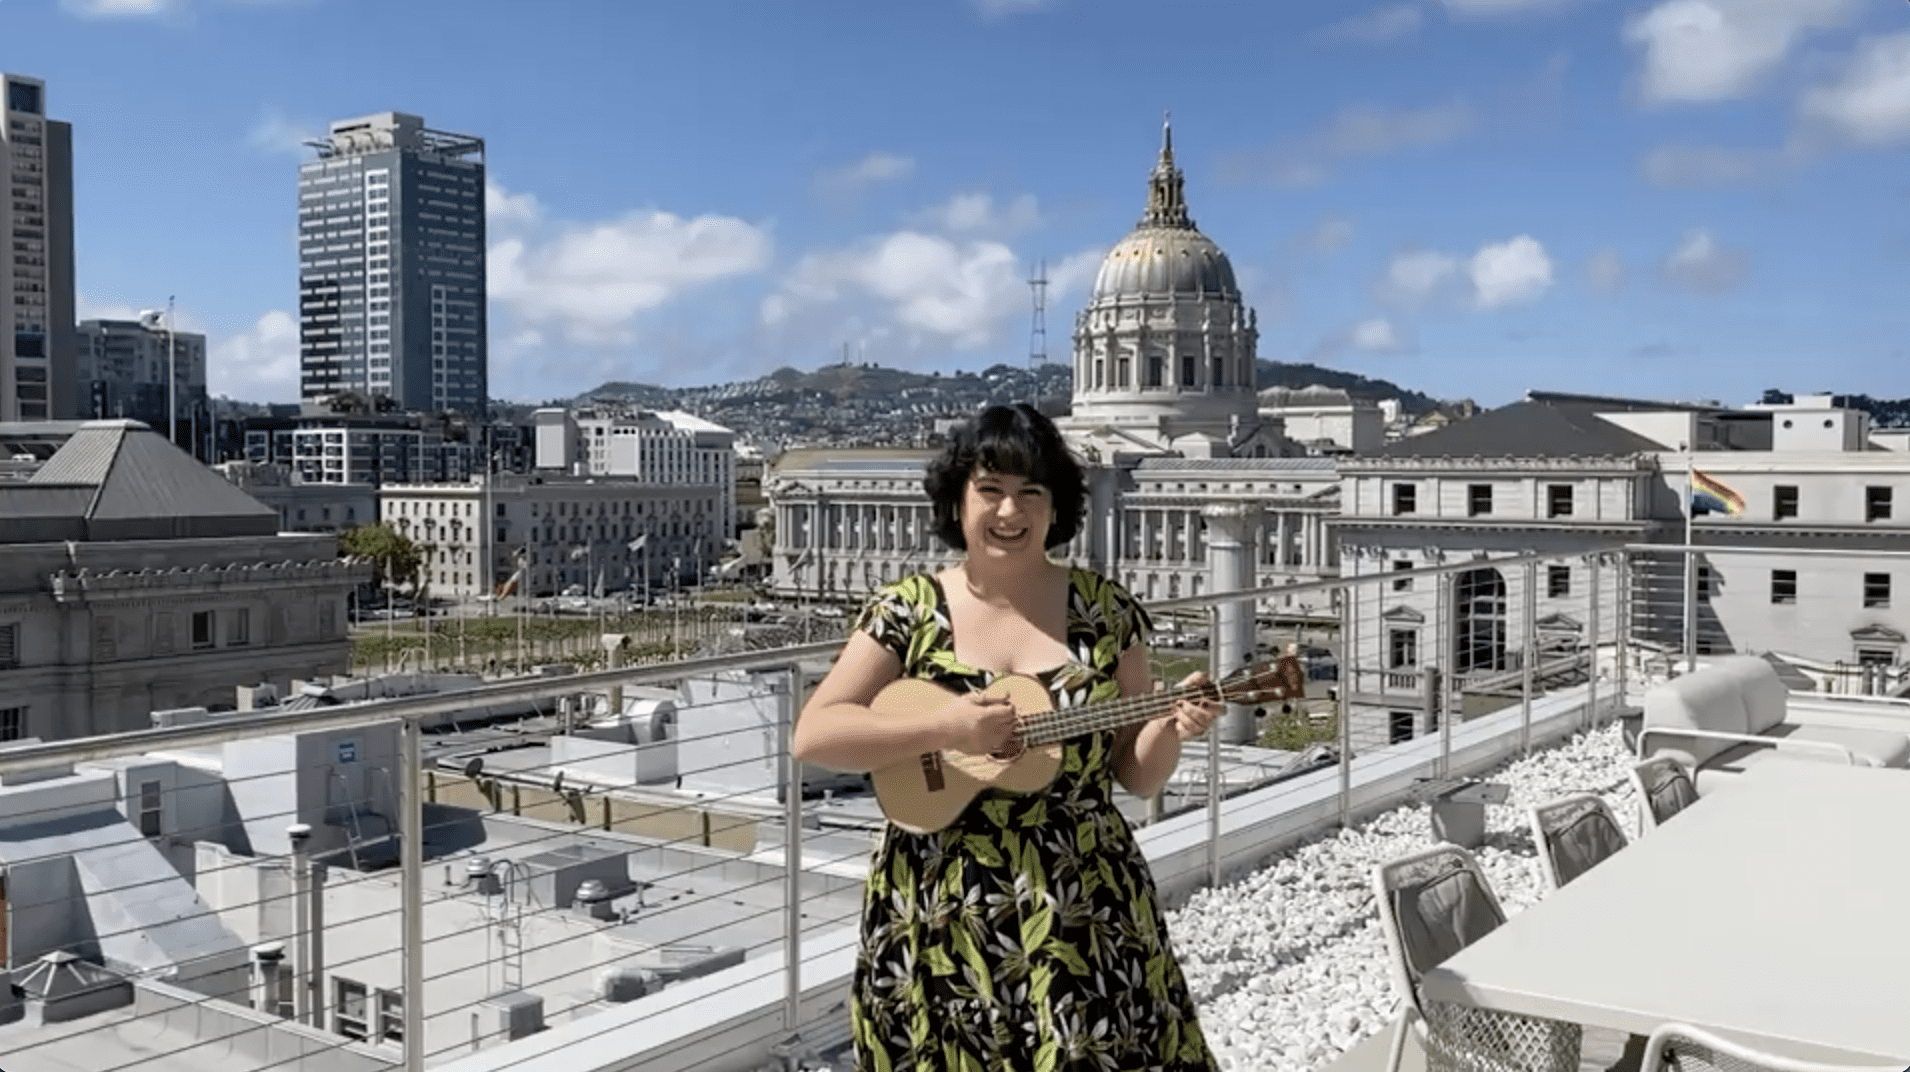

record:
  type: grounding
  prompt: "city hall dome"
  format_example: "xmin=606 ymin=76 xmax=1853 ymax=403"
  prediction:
xmin=1062 ymin=114 xmax=1261 ymax=451
xmin=1089 ymin=118 xmax=1240 ymax=301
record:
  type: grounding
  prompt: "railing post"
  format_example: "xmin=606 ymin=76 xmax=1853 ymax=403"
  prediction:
xmin=1586 ymin=554 xmax=1602 ymax=734
xmin=400 ymin=716 xmax=425 ymax=1072
xmin=1337 ymin=582 xmax=1353 ymax=829
xmin=1520 ymin=560 xmax=1536 ymax=758
xmin=1682 ymin=543 xmax=1698 ymax=675
xmin=783 ymin=661 xmax=806 ymax=1035
xmin=1437 ymin=570 xmax=1454 ymax=780
xmin=1206 ymin=604 xmax=1223 ymax=890
xmin=1615 ymin=552 xmax=1631 ymax=709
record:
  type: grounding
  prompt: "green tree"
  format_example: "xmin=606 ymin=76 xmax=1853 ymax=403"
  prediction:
xmin=339 ymin=523 xmax=423 ymax=593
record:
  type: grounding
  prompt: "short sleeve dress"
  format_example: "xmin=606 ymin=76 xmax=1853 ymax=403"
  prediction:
xmin=846 ymin=566 xmax=1219 ymax=1072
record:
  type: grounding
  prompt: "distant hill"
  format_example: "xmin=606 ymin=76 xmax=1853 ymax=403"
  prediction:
xmin=575 ymin=359 xmax=1445 ymax=415
xmin=1254 ymin=360 xmax=1442 ymax=413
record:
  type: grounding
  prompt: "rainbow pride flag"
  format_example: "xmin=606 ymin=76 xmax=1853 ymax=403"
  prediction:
xmin=1690 ymin=468 xmax=1746 ymax=516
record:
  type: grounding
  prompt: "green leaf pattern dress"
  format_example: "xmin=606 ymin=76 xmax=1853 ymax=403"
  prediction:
xmin=847 ymin=567 xmax=1220 ymax=1072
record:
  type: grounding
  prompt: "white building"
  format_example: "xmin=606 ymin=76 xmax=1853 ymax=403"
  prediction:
xmin=1330 ymin=390 xmax=1910 ymax=744
xmin=533 ymin=406 xmax=738 ymax=548
xmin=381 ymin=472 xmax=728 ymax=600
xmin=1257 ymin=386 xmax=1384 ymax=456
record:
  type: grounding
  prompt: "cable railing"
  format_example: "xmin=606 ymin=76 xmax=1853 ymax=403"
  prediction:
xmin=7 ymin=540 xmax=1900 ymax=1072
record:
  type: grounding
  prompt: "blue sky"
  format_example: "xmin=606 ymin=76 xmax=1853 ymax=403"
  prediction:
xmin=8 ymin=0 xmax=1910 ymax=407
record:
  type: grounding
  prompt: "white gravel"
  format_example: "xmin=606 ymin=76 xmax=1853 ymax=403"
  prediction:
xmin=1166 ymin=723 xmax=1638 ymax=1072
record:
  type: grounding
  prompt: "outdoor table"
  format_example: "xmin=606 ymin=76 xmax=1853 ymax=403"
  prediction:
xmin=1420 ymin=761 xmax=1910 ymax=1064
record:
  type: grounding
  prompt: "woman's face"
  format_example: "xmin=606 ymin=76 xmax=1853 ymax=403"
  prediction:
xmin=960 ymin=469 xmax=1053 ymax=560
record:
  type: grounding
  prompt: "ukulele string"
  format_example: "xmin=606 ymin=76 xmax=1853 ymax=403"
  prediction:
xmin=1023 ymin=680 xmax=1222 ymax=744
xmin=1033 ymin=661 xmax=1295 ymax=741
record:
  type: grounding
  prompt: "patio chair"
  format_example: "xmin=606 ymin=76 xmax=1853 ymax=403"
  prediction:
xmin=1372 ymin=843 xmax=1583 ymax=1072
xmin=1642 ymin=1023 xmax=1907 ymax=1072
xmin=1528 ymin=794 xmax=1629 ymax=893
xmin=1628 ymin=756 xmax=1698 ymax=837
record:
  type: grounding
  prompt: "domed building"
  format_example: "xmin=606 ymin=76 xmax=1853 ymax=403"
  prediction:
xmin=1059 ymin=117 xmax=1290 ymax=461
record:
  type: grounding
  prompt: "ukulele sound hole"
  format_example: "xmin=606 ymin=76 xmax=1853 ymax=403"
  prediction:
xmin=989 ymin=739 xmax=1025 ymax=762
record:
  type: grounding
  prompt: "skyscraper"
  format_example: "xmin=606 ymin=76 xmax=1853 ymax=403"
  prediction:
xmin=1 ymin=73 xmax=77 ymax=422
xmin=297 ymin=112 xmax=487 ymax=418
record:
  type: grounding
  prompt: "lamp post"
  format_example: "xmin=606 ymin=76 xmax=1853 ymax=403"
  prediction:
xmin=137 ymin=297 xmax=177 ymax=451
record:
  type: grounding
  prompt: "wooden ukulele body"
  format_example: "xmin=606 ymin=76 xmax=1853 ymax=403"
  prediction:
xmin=868 ymin=674 xmax=1064 ymax=835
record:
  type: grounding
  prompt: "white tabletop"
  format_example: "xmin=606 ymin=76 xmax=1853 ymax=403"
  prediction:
xmin=1420 ymin=761 xmax=1910 ymax=1064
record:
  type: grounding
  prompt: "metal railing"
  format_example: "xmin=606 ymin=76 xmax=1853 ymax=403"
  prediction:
xmin=10 ymin=539 xmax=1890 ymax=1072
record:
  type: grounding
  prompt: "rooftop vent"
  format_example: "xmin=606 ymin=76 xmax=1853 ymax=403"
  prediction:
xmin=16 ymin=951 xmax=133 ymax=1023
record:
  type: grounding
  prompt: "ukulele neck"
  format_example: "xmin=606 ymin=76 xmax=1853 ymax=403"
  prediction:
xmin=1018 ymin=680 xmax=1221 ymax=746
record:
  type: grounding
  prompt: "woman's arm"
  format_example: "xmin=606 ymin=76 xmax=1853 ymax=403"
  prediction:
xmin=791 ymin=633 xmax=947 ymax=774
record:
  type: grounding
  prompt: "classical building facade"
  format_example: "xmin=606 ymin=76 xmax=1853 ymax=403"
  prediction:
xmin=0 ymin=420 xmax=370 ymax=739
xmin=380 ymin=473 xmax=728 ymax=600
xmin=1331 ymin=391 xmax=1910 ymax=743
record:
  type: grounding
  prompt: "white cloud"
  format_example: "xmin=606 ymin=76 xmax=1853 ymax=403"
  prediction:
xmin=1376 ymin=249 xmax=1462 ymax=309
xmin=1798 ymin=31 xmax=1910 ymax=147
xmin=1660 ymin=229 xmax=1752 ymax=294
xmin=60 ymin=0 xmax=180 ymax=16
xmin=489 ymin=210 xmax=773 ymax=346
xmin=1640 ymin=143 xmax=1802 ymax=186
xmin=1228 ymin=101 xmax=1473 ymax=187
xmin=815 ymin=151 xmax=916 ymax=197
xmin=1310 ymin=316 xmax=1414 ymax=362
xmin=1469 ymin=235 xmax=1554 ymax=309
xmin=1376 ymin=236 xmax=1555 ymax=309
xmin=209 ymin=310 xmax=299 ymax=402
xmin=1350 ymin=318 xmax=1410 ymax=353
xmin=926 ymin=192 xmax=1043 ymax=235
xmin=763 ymin=232 xmax=1099 ymax=357
xmin=1320 ymin=4 xmax=1423 ymax=44
xmin=1624 ymin=0 xmax=1858 ymax=105
xmin=485 ymin=180 xmax=543 ymax=228
xmin=972 ymin=0 xmax=1050 ymax=17
xmin=1296 ymin=215 xmax=1357 ymax=255
xmin=247 ymin=110 xmax=320 ymax=156
xmin=1585 ymin=249 xmax=1628 ymax=294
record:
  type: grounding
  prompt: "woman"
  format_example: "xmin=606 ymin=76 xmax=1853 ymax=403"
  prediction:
xmin=794 ymin=403 xmax=1223 ymax=1072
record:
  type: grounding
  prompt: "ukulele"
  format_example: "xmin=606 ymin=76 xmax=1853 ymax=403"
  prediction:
xmin=869 ymin=654 xmax=1307 ymax=834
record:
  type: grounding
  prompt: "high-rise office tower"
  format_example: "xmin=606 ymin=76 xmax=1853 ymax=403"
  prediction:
xmin=1 ymin=73 xmax=77 ymax=422
xmin=297 ymin=112 xmax=487 ymax=418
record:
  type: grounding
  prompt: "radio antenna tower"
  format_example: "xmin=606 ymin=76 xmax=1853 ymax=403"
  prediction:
xmin=1027 ymin=259 xmax=1048 ymax=405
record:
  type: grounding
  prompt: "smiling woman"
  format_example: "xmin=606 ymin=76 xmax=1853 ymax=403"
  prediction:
xmin=792 ymin=403 xmax=1226 ymax=1072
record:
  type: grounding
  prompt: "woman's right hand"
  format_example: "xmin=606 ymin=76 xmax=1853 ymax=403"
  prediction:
xmin=938 ymin=691 xmax=1020 ymax=755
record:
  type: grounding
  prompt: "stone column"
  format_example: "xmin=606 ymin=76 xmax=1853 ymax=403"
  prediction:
xmin=1276 ymin=512 xmax=1290 ymax=568
xmin=1204 ymin=503 xmax=1264 ymax=745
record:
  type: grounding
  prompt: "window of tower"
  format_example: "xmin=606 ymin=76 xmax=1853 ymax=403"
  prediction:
xmin=1212 ymin=355 xmax=1226 ymax=387
xmin=1181 ymin=354 xmax=1195 ymax=385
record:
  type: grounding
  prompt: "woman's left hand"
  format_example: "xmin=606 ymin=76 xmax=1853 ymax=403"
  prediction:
xmin=1159 ymin=670 xmax=1224 ymax=741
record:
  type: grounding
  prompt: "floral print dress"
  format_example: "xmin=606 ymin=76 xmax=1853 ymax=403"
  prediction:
xmin=846 ymin=567 xmax=1219 ymax=1072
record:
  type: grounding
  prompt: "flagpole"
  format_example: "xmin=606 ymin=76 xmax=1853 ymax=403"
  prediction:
xmin=1682 ymin=441 xmax=1697 ymax=675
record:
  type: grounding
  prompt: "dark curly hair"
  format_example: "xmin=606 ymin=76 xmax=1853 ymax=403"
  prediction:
xmin=924 ymin=404 xmax=1087 ymax=552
